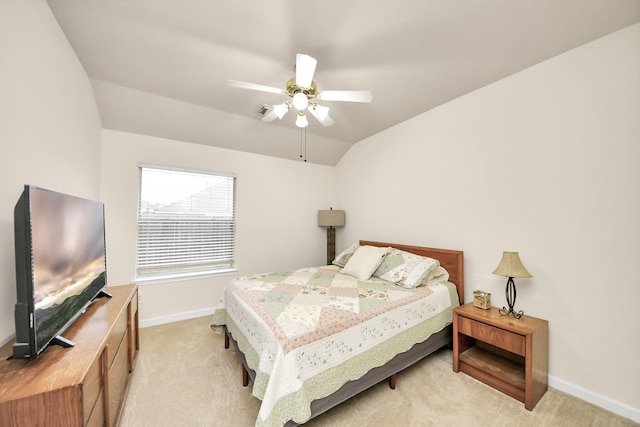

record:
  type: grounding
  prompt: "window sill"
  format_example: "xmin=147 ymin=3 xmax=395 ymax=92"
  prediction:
xmin=135 ymin=268 xmax=238 ymax=286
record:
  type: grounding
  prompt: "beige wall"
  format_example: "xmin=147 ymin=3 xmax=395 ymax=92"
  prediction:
xmin=0 ymin=0 xmax=102 ymax=343
xmin=0 ymin=1 xmax=638 ymax=421
xmin=336 ymin=23 xmax=640 ymax=417
xmin=100 ymin=130 xmax=337 ymax=325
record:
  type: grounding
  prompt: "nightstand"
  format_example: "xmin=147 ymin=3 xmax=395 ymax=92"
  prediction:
xmin=453 ymin=303 xmax=549 ymax=410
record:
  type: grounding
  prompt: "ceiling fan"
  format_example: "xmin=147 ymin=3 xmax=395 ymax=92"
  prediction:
xmin=228 ymin=54 xmax=373 ymax=128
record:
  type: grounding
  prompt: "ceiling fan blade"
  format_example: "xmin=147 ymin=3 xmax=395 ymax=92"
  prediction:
xmin=295 ymin=54 xmax=317 ymax=89
xmin=308 ymin=104 xmax=335 ymax=127
xmin=227 ymin=80 xmax=284 ymax=95
xmin=317 ymin=90 xmax=373 ymax=103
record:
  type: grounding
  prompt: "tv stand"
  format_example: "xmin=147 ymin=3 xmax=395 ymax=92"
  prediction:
xmin=50 ymin=334 xmax=75 ymax=349
xmin=7 ymin=334 xmax=75 ymax=360
xmin=0 ymin=284 xmax=138 ymax=427
xmin=96 ymin=289 xmax=113 ymax=299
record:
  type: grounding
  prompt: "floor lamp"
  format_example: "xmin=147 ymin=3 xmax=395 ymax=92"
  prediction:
xmin=318 ymin=208 xmax=345 ymax=265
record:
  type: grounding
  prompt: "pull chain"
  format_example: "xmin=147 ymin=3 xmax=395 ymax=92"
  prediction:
xmin=299 ymin=127 xmax=307 ymax=162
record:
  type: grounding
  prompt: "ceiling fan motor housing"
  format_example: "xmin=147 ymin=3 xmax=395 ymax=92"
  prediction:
xmin=286 ymin=77 xmax=317 ymax=99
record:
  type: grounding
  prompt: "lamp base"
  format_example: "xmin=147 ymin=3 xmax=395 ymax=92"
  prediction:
xmin=498 ymin=277 xmax=524 ymax=319
xmin=326 ymin=226 xmax=336 ymax=265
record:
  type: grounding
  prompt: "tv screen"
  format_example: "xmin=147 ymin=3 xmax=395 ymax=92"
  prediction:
xmin=13 ymin=185 xmax=108 ymax=359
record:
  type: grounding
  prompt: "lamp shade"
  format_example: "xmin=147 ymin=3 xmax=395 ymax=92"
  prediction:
xmin=273 ymin=102 xmax=289 ymax=119
xmin=312 ymin=104 xmax=329 ymax=121
xmin=318 ymin=209 xmax=345 ymax=227
xmin=295 ymin=112 xmax=308 ymax=128
xmin=292 ymin=92 xmax=309 ymax=111
xmin=492 ymin=252 xmax=532 ymax=278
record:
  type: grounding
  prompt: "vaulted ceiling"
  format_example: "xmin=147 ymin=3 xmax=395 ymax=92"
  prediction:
xmin=46 ymin=0 xmax=640 ymax=165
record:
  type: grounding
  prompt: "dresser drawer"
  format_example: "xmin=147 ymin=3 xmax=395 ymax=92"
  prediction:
xmin=107 ymin=309 xmax=128 ymax=368
xmin=458 ymin=316 xmax=525 ymax=356
xmin=85 ymin=389 xmax=105 ymax=427
xmin=130 ymin=291 xmax=139 ymax=359
xmin=108 ymin=329 xmax=130 ymax=426
xmin=131 ymin=290 xmax=138 ymax=319
xmin=82 ymin=352 xmax=103 ymax=425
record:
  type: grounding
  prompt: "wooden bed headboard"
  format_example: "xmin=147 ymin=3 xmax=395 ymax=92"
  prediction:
xmin=359 ymin=240 xmax=465 ymax=304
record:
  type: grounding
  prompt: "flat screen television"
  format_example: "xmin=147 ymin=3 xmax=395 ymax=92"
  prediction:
xmin=12 ymin=185 xmax=109 ymax=359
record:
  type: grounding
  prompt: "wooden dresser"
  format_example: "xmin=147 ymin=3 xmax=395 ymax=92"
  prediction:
xmin=453 ymin=303 xmax=548 ymax=410
xmin=0 ymin=284 xmax=139 ymax=426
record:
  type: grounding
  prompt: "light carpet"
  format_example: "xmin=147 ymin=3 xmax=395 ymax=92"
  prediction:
xmin=119 ymin=316 xmax=637 ymax=427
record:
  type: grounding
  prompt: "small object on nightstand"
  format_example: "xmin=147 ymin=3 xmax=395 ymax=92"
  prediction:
xmin=473 ymin=290 xmax=491 ymax=309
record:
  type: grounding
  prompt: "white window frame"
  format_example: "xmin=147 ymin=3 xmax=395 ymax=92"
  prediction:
xmin=135 ymin=164 xmax=237 ymax=284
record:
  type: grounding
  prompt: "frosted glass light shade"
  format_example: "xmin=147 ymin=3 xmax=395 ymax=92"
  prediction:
xmin=313 ymin=104 xmax=329 ymax=120
xmin=292 ymin=92 xmax=309 ymax=111
xmin=295 ymin=113 xmax=308 ymax=128
xmin=273 ymin=103 xmax=289 ymax=119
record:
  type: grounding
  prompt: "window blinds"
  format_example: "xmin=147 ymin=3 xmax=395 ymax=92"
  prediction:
xmin=136 ymin=165 xmax=236 ymax=280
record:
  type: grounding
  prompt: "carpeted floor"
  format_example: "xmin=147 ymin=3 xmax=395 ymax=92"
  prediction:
xmin=119 ymin=316 xmax=637 ymax=427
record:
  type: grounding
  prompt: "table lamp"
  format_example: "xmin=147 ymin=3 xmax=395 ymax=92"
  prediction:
xmin=492 ymin=251 xmax=532 ymax=319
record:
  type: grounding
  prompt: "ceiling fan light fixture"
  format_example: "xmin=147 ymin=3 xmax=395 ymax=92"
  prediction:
xmin=295 ymin=112 xmax=308 ymax=128
xmin=292 ymin=92 xmax=309 ymax=111
xmin=273 ymin=102 xmax=290 ymax=119
xmin=229 ymin=54 xmax=372 ymax=130
xmin=311 ymin=104 xmax=330 ymax=121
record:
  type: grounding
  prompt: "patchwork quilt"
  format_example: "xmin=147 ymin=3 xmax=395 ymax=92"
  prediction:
xmin=211 ymin=265 xmax=458 ymax=427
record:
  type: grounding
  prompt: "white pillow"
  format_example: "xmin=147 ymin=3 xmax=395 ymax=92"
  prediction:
xmin=422 ymin=266 xmax=450 ymax=285
xmin=341 ymin=245 xmax=389 ymax=280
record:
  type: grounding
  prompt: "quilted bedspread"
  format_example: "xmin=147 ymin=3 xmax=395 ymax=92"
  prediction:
xmin=210 ymin=265 xmax=458 ymax=427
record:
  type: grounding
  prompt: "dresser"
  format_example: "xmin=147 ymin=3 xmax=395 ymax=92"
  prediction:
xmin=0 ymin=284 xmax=139 ymax=426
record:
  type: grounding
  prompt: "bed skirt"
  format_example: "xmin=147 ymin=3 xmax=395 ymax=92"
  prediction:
xmin=224 ymin=324 xmax=452 ymax=426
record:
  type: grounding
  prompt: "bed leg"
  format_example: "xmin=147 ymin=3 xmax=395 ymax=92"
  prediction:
xmin=389 ymin=374 xmax=396 ymax=390
xmin=242 ymin=364 xmax=249 ymax=387
xmin=224 ymin=331 xmax=229 ymax=349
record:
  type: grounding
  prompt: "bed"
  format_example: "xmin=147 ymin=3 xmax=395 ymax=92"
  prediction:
xmin=210 ymin=240 xmax=464 ymax=427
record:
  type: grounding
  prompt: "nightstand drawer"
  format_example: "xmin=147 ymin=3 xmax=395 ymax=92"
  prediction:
xmin=458 ymin=316 xmax=525 ymax=356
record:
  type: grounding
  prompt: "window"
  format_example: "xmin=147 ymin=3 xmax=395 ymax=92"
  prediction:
xmin=136 ymin=165 xmax=236 ymax=282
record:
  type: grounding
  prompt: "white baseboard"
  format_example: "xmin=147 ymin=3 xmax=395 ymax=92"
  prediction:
xmin=139 ymin=307 xmax=215 ymax=329
xmin=140 ymin=310 xmax=639 ymax=424
xmin=549 ymin=375 xmax=640 ymax=423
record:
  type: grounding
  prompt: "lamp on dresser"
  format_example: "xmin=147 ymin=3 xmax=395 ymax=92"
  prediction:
xmin=318 ymin=208 xmax=345 ymax=265
xmin=492 ymin=251 xmax=532 ymax=319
